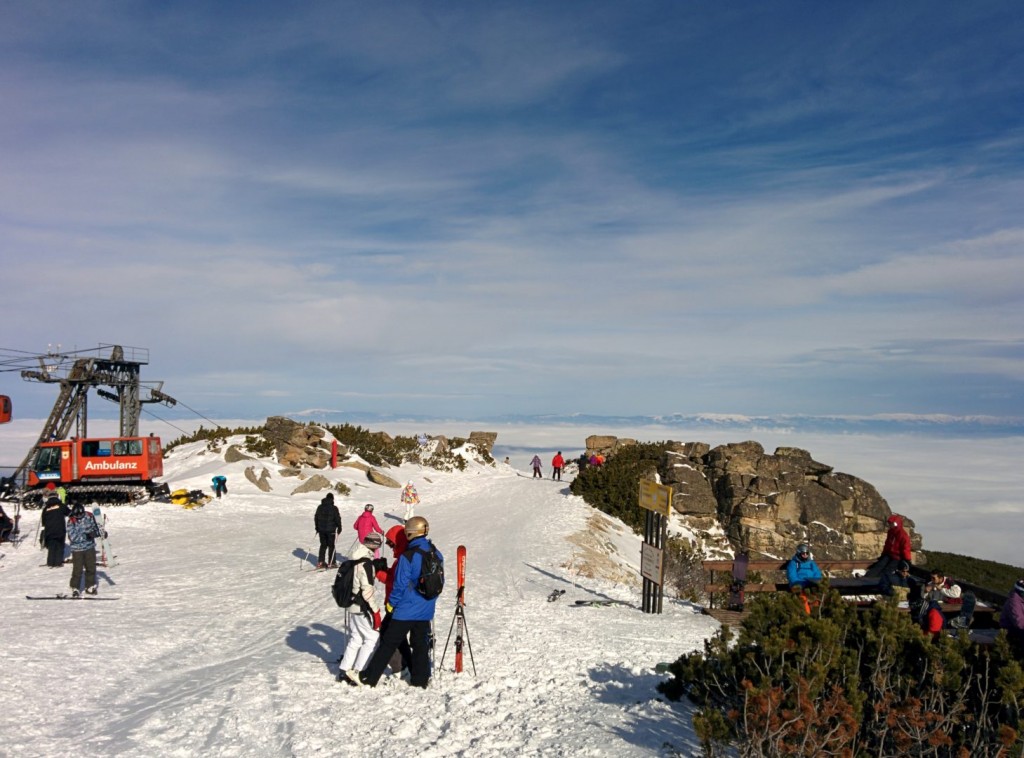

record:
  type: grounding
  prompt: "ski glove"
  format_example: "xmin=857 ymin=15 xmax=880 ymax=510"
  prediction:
xmin=385 ymin=602 xmax=393 ymax=615
xmin=372 ymin=611 xmax=382 ymax=631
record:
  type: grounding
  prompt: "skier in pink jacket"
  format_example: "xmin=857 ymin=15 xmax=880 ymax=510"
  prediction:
xmin=354 ymin=504 xmax=385 ymax=544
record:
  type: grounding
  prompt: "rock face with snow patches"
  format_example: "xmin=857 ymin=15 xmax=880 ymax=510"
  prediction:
xmin=591 ymin=436 xmax=921 ymax=562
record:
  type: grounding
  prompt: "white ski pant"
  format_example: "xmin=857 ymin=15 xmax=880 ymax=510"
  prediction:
xmin=339 ymin=611 xmax=379 ymax=672
xmin=404 ymin=502 xmax=415 ymax=521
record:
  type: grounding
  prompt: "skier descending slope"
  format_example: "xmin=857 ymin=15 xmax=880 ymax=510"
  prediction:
xmin=400 ymin=481 xmax=419 ymax=522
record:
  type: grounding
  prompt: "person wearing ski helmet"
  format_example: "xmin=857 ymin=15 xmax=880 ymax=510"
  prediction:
xmin=865 ymin=513 xmax=913 ymax=578
xmin=353 ymin=503 xmax=384 ymax=547
xmin=67 ymin=502 xmax=102 ymax=596
xmin=360 ymin=516 xmax=443 ymax=689
xmin=786 ymin=543 xmax=822 ymax=592
xmin=313 ymin=493 xmax=342 ymax=569
xmin=337 ymin=531 xmax=385 ymax=686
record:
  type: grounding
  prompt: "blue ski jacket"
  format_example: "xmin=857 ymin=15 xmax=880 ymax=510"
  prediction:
xmin=67 ymin=511 xmax=101 ymax=552
xmin=786 ymin=555 xmax=822 ymax=589
xmin=390 ymin=535 xmax=443 ymax=621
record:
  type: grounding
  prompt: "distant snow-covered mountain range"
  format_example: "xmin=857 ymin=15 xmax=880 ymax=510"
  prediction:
xmin=290 ymin=410 xmax=1024 ymax=437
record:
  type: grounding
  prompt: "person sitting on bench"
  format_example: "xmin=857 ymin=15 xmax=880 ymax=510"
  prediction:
xmin=923 ymin=569 xmax=962 ymax=605
xmin=787 ymin=543 xmax=822 ymax=592
xmin=880 ymin=560 xmax=916 ymax=603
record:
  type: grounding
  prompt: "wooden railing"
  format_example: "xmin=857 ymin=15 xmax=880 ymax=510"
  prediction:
xmin=703 ymin=558 xmax=1009 ymax=617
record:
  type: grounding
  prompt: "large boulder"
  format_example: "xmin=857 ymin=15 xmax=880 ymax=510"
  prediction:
xmin=265 ymin=416 xmax=330 ymax=469
xmin=663 ymin=456 xmax=717 ymax=516
xmin=244 ymin=466 xmax=272 ymax=492
xmin=367 ymin=468 xmax=401 ymax=488
xmin=467 ymin=431 xmax=498 ymax=455
xmin=291 ymin=474 xmax=332 ymax=496
xmin=586 ymin=435 xmax=618 ymax=454
xmin=224 ymin=445 xmax=253 ymax=463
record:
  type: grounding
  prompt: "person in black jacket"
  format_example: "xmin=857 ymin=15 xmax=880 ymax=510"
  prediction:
xmin=314 ymin=493 xmax=342 ymax=569
xmin=0 ymin=504 xmax=14 ymax=542
xmin=40 ymin=495 xmax=70 ymax=567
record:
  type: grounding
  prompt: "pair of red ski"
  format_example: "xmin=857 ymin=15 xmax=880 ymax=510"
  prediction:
xmin=441 ymin=544 xmax=474 ymax=674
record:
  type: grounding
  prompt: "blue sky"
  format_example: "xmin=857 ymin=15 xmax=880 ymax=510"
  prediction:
xmin=2 ymin=2 xmax=1023 ymax=422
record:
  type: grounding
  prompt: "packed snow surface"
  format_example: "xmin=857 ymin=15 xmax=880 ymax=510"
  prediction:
xmin=1 ymin=445 xmax=718 ymax=756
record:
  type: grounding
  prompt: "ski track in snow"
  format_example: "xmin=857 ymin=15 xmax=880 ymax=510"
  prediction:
xmin=1 ymin=449 xmax=717 ymax=757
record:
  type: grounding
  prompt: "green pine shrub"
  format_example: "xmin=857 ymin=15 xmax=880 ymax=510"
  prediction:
xmin=569 ymin=442 xmax=671 ymax=533
xmin=659 ymin=590 xmax=1024 ymax=756
xmin=164 ymin=425 xmax=266 ymax=453
xmin=323 ymin=423 xmax=419 ymax=467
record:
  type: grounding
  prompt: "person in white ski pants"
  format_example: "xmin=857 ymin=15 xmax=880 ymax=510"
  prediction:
xmin=401 ymin=481 xmax=419 ymax=522
xmin=338 ymin=533 xmax=384 ymax=685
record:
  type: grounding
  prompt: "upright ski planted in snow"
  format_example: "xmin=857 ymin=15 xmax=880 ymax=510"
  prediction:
xmin=440 ymin=544 xmax=476 ymax=675
xmin=455 ymin=544 xmax=466 ymax=673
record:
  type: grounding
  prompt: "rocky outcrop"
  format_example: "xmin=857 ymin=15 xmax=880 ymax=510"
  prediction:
xmin=468 ymin=432 xmax=497 ymax=454
xmin=596 ymin=435 xmax=922 ymax=561
xmin=367 ymin=468 xmax=401 ymax=488
xmin=586 ymin=435 xmax=637 ymax=456
xmin=244 ymin=466 xmax=272 ymax=492
xmin=265 ymin=416 xmax=332 ymax=469
xmin=224 ymin=445 xmax=252 ymax=463
xmin=291 ymin=474 xmax=333 ymax=496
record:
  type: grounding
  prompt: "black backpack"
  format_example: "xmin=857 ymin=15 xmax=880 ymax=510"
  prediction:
xmin=406 ymin=544 xmax=444 ymax=599
xmin=332 ymin=557 xmax=371 ymax=609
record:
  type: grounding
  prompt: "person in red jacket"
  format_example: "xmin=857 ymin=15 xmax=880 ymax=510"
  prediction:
xmin=380 ymin=524 xmax=412 ymax=677
xmin=551 ymin=451 xmax=565 ymax=481
xmin=866 ymin=513 xmax=912 ymax=578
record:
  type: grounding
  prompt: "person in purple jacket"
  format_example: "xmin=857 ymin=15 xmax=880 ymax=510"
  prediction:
xmin=1001 ymin=579 xmax=1024 ymax=647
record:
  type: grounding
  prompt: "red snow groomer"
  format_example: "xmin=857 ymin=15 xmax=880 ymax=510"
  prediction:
xmin=25 ymin=435 xmax=169 ymax=507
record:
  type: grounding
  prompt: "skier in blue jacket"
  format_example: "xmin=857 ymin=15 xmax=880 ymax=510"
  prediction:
xmin=359 ymin=516 xmax=443 ymax=688
xmin=787 ymin=543 xmax=822 ymax=591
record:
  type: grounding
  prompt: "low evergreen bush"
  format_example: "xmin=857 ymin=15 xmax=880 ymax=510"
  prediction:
xmin=568 ymin=442 xmax=670 ymax=533
xmin=659 ymin=590 xmax=1024 ymax=757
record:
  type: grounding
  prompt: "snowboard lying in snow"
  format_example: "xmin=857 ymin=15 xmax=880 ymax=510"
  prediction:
xmin=573 ymin=599 xmax=633 ymax=608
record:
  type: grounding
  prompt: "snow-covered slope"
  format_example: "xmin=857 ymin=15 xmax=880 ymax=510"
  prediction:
xmin=1 ymin=444 xmax=718 ymax=757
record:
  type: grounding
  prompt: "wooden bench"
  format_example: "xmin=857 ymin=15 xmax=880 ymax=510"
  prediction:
xmin=703 ymin=559 xmax=875 ymax=609
xmin=702 ymin=558 xmax=1005 ymax=630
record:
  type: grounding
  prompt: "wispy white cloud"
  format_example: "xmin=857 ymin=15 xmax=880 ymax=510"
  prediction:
xmin=2 ymin=2 xmax=1023 ymax=420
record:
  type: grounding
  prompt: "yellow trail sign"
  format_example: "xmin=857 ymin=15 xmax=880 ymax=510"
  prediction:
xmin=638 ymin=479 xmax=672 ymax=516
